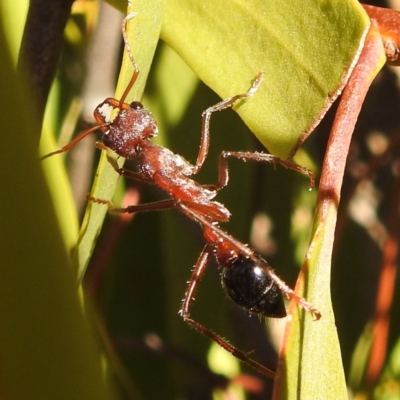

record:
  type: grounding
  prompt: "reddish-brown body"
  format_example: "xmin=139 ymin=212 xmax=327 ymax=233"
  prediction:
xmin=102 ymin=102 xmax=231 ymax=223
xmin=41 ymin=12 xmax=320 ymax=380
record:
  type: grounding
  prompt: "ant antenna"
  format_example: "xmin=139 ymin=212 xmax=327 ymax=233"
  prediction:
xmin=40 ymin=123 xmax=109 ymax=160
xmin=40 ymin=11 xmax=141 ymax=161
xmin=119 ymin=12 xmax=140 ymax=108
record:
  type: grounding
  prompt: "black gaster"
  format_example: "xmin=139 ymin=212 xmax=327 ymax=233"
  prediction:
xmin=221 ymin=255 xmax=287 ymax=318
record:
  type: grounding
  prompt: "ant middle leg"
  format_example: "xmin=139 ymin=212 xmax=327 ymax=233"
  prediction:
xmin=179 ymin=243 xmax=277 ymax=379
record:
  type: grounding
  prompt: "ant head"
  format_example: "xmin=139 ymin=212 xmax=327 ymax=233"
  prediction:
xmin=102 ymin=101 xmax=158 ymax=159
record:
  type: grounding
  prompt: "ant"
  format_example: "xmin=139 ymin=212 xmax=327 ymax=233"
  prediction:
xmin=42 ymin=12 xmax=321 ymax=379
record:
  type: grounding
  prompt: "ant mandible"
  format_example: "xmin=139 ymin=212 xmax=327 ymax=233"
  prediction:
xmin=42 ymin=11 xmax=321 ymax=379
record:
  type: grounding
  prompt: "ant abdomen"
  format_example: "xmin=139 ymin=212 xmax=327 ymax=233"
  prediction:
xmin=221 ymin=255 xmax=287 ymax=318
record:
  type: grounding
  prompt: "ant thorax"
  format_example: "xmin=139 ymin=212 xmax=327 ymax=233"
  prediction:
xmin=139 ymin=143 xmax=231 ymax=217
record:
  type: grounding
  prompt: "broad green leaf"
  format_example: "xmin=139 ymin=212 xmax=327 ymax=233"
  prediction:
xmin=162 ymin=0 xmax=370 ymax=158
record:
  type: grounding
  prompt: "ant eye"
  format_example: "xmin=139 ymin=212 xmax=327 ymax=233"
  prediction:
xmin=102 ymin=133 xmax=112 ymax=148
xmin=130 ymin=101 xmax=143 ymax=110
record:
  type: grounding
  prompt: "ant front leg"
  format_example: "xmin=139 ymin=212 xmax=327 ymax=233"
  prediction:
xmin=192 ymin=72 xmax=265 ymax=174
xmin=179 ymin=243 xmax=276 ymax=379
xmin=206 ymin=151 xmax=315 ymax=193
xmin=95 ymin=142 xmax=154 ymax=185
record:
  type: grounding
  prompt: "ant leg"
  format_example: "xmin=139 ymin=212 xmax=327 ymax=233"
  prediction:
xmin=226 ymin=151 xmax=315 ymax=189
xmin=95 ymin=142 xmax=154 ymax=184
xmin=87 ymin=196 xmax=177 ymax=214
xmin=254 ymin=264 xmax=321 ymax=320
xmin=97 ymin=149 xmax=154 ymax=184
xmin=179 ymin=243 xmax=276 ymax=379
xmin=192 ymin=72 xmax=264 ymax=174
xmin=205 ymin=151 xmax=315 ymax=192
xmin=178 ymin=202 xmax=321 ymax=319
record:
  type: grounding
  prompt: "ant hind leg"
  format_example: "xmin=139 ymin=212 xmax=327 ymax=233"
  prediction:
xmin=178 ymin=202 xmax=321 ymax=319
xmin=179 ymin=243 xmax=276 ymax=379
xmin=87 ymin=196 xmax=177 ymax=214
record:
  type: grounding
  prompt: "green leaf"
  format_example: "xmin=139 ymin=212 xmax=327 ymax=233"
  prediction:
xmin=0 ymin=11 xmax=115 ymax=400
xmin=276 ymin=26 xmax=386 ymax=400
xmin=278 ymin=211 xmax=348 ymax=399
xmin=161 ymin=0 xmax=370 ymax=158
xmin=75 ymin=0 xmax=167 ymax=281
